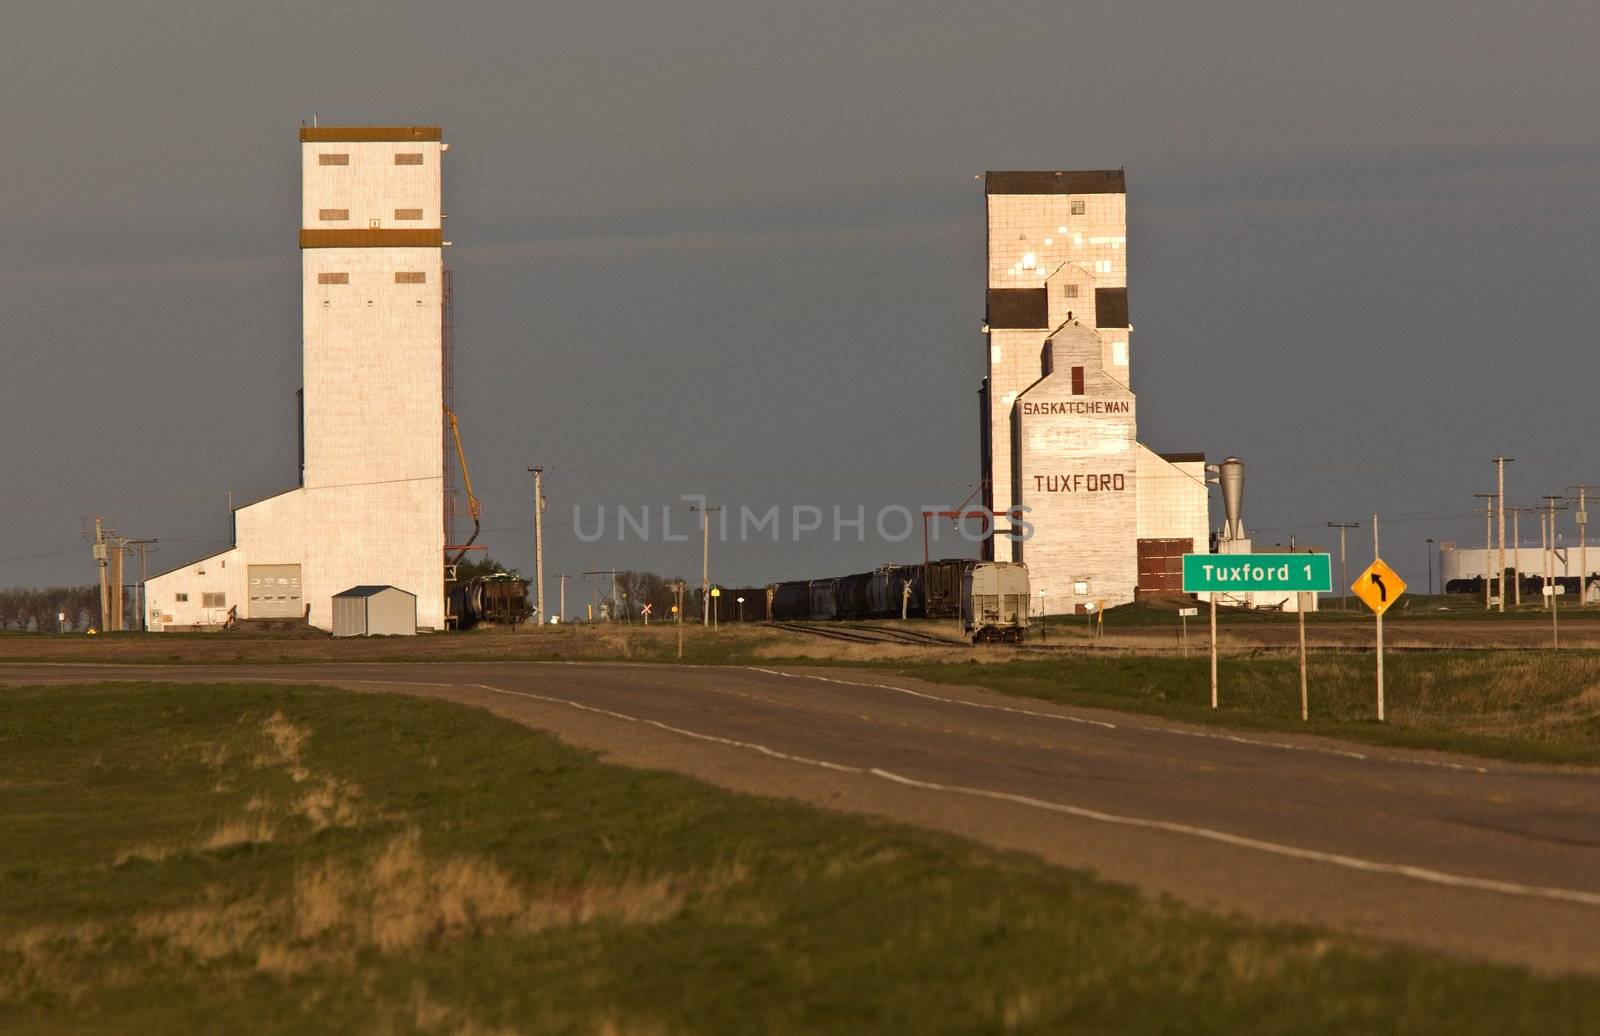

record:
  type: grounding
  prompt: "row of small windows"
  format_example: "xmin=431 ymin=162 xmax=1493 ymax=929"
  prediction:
xmin=317 ymin=272 xmax=428 ymax=284
xmin=174 ymin=592 xmax=227 ymax=607
xmin=317 ymin=153 xmax=424 ymax=165
xmin=317 ymin=208 xmax=425 ymax=221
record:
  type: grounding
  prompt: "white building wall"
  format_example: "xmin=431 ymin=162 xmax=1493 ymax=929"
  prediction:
xmin=144 ymin=549 xmax=245 ymax=630
xmin=1135 ymin=448 xmax=1209 ymax=550
xmin=1011 ymin=322 xmax=1139 ymax=612
xmin=984 ymin=173 xmax=1128 ymax=562
xmin=1440 ymin=544 xmax=1595 ymax=583
xmin=147 ymin=127 xmax=447 ymax=632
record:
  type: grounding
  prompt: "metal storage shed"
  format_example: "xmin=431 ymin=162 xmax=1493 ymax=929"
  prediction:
xmin=331 ymin=585 xmax=418 ymax=637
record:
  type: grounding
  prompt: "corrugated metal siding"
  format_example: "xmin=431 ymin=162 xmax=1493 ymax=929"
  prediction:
xmin=365 ymin=589 xmax=417 ymax=635
xmin=1137 ymin=538 xmax=1192 ymax=593
xmin=331 ymin=595 xmax=366 ymax=637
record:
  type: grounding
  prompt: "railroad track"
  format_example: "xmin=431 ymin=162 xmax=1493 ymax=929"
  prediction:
xmin=768 ymin=621 xmax=967 ymax=646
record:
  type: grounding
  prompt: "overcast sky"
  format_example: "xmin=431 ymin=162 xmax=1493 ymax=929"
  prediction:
xmin=4 ymin=1 xmax=1598 ymax=597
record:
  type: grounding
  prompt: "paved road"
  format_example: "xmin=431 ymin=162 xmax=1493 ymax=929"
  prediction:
xmin=6 ymin=660 xmax=1600 ymax=974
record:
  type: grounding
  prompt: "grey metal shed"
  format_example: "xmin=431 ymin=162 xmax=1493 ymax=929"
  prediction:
xmin=331 ymin=585 xmax=418 ymax=637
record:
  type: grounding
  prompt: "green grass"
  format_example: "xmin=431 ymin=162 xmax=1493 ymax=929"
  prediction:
xmin=3 ymin=683 xmax=1598 ymax=1033
xmin=897 ymin=651 xmax=1600 ymax=766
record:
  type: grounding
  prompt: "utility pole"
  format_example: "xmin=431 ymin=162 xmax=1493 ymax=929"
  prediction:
xmin=1508 ymin=506 xmax=1532 ymax=607
xmin=690 ymin=504 xmax=721 ymax=625
xmin=1569 ymin=485 xmax=1597 ymax=606
xmin=124 ymin=539 xmax=159 ymax=631
xmin=1542 ymin=495 xmax=1566 ymax=611
xmin=1372 ymin=513 xmax=1380 ymax=560
xmin=527 ymin=467 xmax=546 ymax=624
xmin=1474 ymin=493 xmax=1496 ymax=609
xmin=1493 ymin=457 xmax=1512 ymax=612
xmin=107 ymin=535 xmax=126 ymax=631
xmin=554 ymin=573 xmax=575 ymax=625
xmin=1327 ymin=522 xmax=1359 ymax=609
xmin=84 ymin=516 xmax=113 ymax=632
xmin=672 ymin=580 xmax=685 ymax=659
xmin=1426 ymin=538 xmax=1434 ymax=595
xmin=582 ymin=570 xmax=620 ymax=621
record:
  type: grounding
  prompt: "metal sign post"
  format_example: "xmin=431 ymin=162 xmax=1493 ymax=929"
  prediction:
xmin=1297 ymin=591 xmax=1309 ymax=721
xmin=1352 ymin=558 xmax=1407 ymax=722
xmin=1178 ymin=606 xmax=1198 ymax=657
xmin=1545 ymin=584 xmax=1565 ymax=646
xmin=1182 ymin=553 xmax=1332 ymax=711
xmin=1209 ymin=594 xmax=1218 ymax=707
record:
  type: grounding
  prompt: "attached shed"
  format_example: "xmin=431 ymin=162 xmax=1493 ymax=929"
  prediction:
xmin=331 ymin=585 xmax=418 ymax=637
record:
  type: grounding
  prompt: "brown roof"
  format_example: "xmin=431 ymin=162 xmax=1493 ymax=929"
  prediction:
xmin=300 ymin=125 xmax=442 ymax=143
xmin=985 ymin=170 xmax=1125 ymax=195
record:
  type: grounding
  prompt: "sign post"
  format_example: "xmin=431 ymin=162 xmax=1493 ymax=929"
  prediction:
xmin=1178 ymin=606 xmax=1198 ymax=657
xmin=1544 ymin=584 xmax=1565 ymax=647
xmin=1183 ymin=554 xmax=1332 ymax=711
xmin=1352 ymin=559 xmax=1406 ymax=721
xmin=1297 ymin=591 xmax=1309 ymax=721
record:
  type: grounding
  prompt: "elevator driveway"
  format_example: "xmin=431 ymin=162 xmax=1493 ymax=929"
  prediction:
xmin=6 ymin=660 xmax=1599 ymax=974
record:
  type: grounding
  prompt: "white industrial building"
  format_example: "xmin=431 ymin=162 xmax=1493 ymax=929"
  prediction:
xmin=979 ymin=171 xmax=1211 ymax=613
xmin=146 ymin=125 xmax=448 ymax=631
xmin=1438 ymin=542 xmax=1600 ymax=600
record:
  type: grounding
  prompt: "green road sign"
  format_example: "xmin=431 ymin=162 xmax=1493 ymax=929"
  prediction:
xmin=1182 ymin=553 xmax=1332 ymax=593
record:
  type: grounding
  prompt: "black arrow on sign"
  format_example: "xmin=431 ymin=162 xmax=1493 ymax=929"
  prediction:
xmin=1371 ymin=573 xmax=1388 ymax=602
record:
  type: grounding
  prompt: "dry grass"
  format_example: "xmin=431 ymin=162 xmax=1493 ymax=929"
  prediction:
xmin=8 ymin=683 xmax=1600 ymax=1031
xmin=9 ymin=827 xmax=741 ymax=1004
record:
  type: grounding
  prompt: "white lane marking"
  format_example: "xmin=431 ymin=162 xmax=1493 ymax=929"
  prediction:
xmin=349 ymin=675 xmax=1600 ymax=909
xmin=748 ymin=667 xmax=1492 ymax=775
xmin=866 ymin=768 xmax=1600 ymax=906
xmin=749 ymin=667 xmax=1118 ymax=729
xmin=11 ymin=669 xmax=1596 ymax=906
xmin=0 ymin=661 xmax=1496 ymax=775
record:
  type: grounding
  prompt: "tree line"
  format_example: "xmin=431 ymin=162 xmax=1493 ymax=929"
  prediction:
xmin=0 ymin=586 xmax=107 ymax=632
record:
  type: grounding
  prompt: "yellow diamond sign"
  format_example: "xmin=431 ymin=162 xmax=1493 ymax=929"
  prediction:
xmin=1353 ymin=558 xmax=1406 ymax=615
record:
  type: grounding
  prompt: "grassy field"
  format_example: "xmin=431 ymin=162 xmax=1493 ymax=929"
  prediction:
xmin=4 ymin=682 xmax=1599 ymax=1033
xmin=900 ymin=651 xmax=1600 ymax=766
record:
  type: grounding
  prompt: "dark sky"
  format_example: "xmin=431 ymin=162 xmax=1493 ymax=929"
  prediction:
xmin=4 ymin=1 xmax=1598 ymax=596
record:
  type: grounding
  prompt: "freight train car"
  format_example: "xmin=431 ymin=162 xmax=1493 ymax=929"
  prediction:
xmin=808 ymin=578 xmax=839 ymax=620
xmin=923 ymin=558 xmax=973 ymax=619
xmin=961 ymin=561 xmax=1030 ymax=643
xmin=769 ymin=580 xmax=811 ymax=620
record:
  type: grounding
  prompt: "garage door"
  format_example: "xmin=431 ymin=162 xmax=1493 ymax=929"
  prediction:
xmin=248 ymin=564 xmax=303 ymax=618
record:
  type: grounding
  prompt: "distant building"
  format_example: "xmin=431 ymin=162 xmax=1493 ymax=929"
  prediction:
xmin=146 ymin=125 xmax=449 ymax=631
xmin=979 ymin=171 xmax=1209 ymax=612
xmin=1439 ymin=542 xmax=1600 ymax=599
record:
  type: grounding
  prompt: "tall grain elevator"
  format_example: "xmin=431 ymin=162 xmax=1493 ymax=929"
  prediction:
xmin=979 ymin=171 xmax=1210 ymax=613
xmin=144 ymin=125 xmax=448 ymax=631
